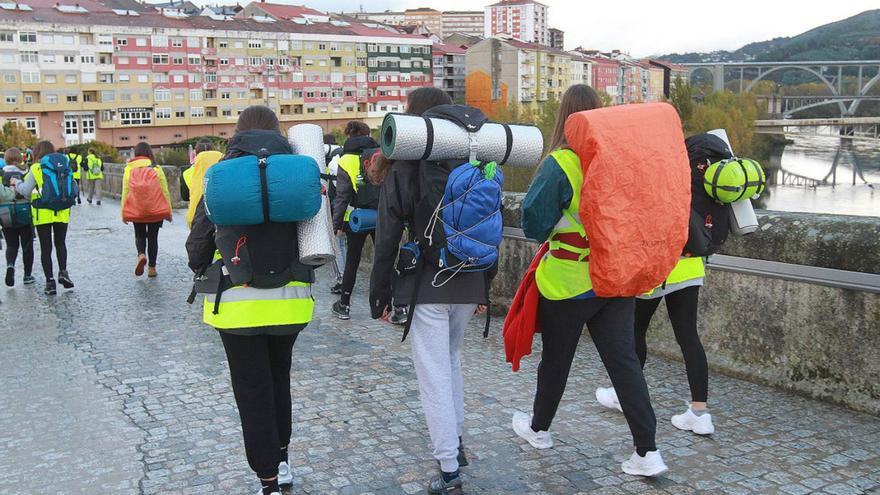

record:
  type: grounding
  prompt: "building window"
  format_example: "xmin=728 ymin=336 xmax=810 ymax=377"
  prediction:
xmin=0 ymin=31 xmax=14 ymax=43
xmin=20 ymin=51 xmax=38 ymax=63
xmin=119 ymin=109 xmax=152 ymax=125
xmin=4 ymin=95 xmax=16 ymax=104
xmin=63 ymin=54 xmax=76 ymax=63
xmin=19 ymin=31 xmax=36 ymax=43
xmin=3 ymin=73 xmax=14 ymax=83
xmin=218 ymin=40 xmax=228 ymax=48
xmin=172 ymin=56 xmax=184 ymax=65
xmin=137 ymin=75 xmax=148 ymax=83
xmin=154 ymin=90 xmax=170 ymax=101
xmin=248 ymin=56 xmax=262 ymax=66
xmin=220 ymin=91 xmax=230 ymax=100
xmin=135 ymin=37 xmax=147 ymax=47
xmin=190 ymin=107 xmax=204 ymax=118
xmin=190 ymin=89 xmax=203 ymax=100
xmin=220 ymin=58 xmax=229 ymax=66
xmin=171 ymin=38 xmax=183 ymax=48
xmin=205 ymin=73 xmax=217 ymax=83
xmin=81 ymin=115 xmax=95 ymax=134
xmin=66 ymin=95 xmax=78 ymax=102
xmin=248 ymin=39 xmax=262 ymax=49
xmin=117 ymin=38 xmax=128 ymax=46
xmin=25 ymin=117 xmax=37 ymax=134
xmin=81 ymin=55 xmax=94 ymax=64
xmin=175 ymin=110 xmax=185 ymax=118
xmin=21 ymin=72 xmax=39 ymax=84
xmin=221 ymin=109 xmax=232 ymax=117
xmin=137 ymin=57 xmax=147 ymax=65
xmin=64 ymin=115 xmax=78 ymax=135
xmin=152 ymin=54 xmax=169 ymax=65
xmin=188 ymin=55 xmax=200 ymax=65
xmin=155 ymin=107 xmax=171 ymax=119
xmin=65 ymin=74 xmax=77 ymax=83
xmin=46 ymin=94 xmax=58 ymax=104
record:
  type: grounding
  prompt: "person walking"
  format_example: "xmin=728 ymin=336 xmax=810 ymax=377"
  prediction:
xmin=186 ymin=106 xmax=316 ymax=495
xmin=85 ymin=148 xmax=104 ymax=205
xmin=330 ymin=121 xmax=380 ymax=320
xmin=1 ymin=147 xmax=35 ymax=287
xmin=510 ymin=84 xmax=668 ymax=477
xmin=370 ymin=87 xmax=491 ymax=494
xmin=13 ymin=140 xmax=75 ymax=295
xmin=121 ymin=142 xmax=173 ymax=278
xmin=181 ymin=139 xmax=223 ymax=229
xmin=66 ymin=148 xmax=84 ymax=205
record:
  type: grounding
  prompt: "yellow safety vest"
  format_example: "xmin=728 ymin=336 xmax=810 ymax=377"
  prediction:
xmin=186 ymin=151 xmax=223 ymax=229
xmin=86 ymin=154 xmax=103 ymax=180
xmin=337 ymin=153 xmax=361 ymax=222
xmin=665 ymin=257 xmax=705 ymax=285
xmin=29 ymin=163 xmax=71 ymax=226
xmin=534 ymin=149 xmax=593 ymax=300
xmin=182 ymin=166 xmax=195 ymax=189
xmin=67 ymin=153 xmax=82 ymax=180
xmin=202 ymin=253 xmax=315 ymax=330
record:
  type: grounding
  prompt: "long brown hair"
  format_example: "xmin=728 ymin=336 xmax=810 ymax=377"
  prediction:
xmin=133 ymin=141 xmax=155 ymax=162
xmin=370 ymin=87 xmax=453 ymax=184
xmin=235 ymin=105 xmax=280 ymax=134
xmin=547 ymin=84 xmax=603 ymax=152
xmin=32 ymin=140 xmax=55 ymax=163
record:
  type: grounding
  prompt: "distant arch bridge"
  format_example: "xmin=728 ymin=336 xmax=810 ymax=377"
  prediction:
xmin=683 ymin=61 xmax=880 ymax=117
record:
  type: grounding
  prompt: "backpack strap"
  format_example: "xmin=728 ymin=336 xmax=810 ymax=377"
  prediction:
xmin=257 ymin=153 xmax=271 ymax=224
xmin=420 ymin=117 xmax=435 ymax=161
xmin=401 ymin=261 xmax=426 ymax=342
xmin=499 ymin=124 xmax=513 ymax=166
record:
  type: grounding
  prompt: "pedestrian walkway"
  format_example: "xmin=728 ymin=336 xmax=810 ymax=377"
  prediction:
xmin=1 ymin=201 xmax=878 ymax=495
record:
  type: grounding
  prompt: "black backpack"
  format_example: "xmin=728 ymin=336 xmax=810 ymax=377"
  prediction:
xmin=351 ymin=148 xmax=381 ymax=210
xmin=683 ymin=134 xmax=734 ymax=257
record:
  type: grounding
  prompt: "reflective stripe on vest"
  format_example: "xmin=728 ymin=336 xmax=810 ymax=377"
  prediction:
xmin=665 ymin=256 xmax=705 ymax=286
xmin=29 ymin=163 xmax=70 ymax=226
xmin=338 ymin=153 xmax=360 ymax=222
xmin=535 ymin=149 xmax=593 ymax=300
xmin=202 ymin=281 xmax=314 ymax=330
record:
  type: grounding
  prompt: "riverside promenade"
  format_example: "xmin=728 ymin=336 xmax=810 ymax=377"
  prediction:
xmin=0 ymin=201 xmax=878 ymax=495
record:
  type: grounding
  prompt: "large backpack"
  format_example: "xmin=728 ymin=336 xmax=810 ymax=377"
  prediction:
xmin=414 ymin=105 xmax=504 ymax=284
xmin=32 ymin=153 xmax=77 ymax=212
xmin=123 ymin=160 xmax=172 ymax=223
xmin=684 ymin=133 xmax=734 ymax=256
xmin=351 ymin=148 xmax=382 ymax=210
xmin=0 ymin=168 xmax=32 ymax=228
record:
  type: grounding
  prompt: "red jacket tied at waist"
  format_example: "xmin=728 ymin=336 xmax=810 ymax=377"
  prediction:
xmin=503 ymin=242 xmax=548 ymax=372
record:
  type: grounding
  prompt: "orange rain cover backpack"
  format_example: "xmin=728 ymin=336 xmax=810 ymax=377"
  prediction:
xmin=123 ymin=161 xmax=172 ymax=223
xmin=563 ymin=102 xmax=691 ymax=297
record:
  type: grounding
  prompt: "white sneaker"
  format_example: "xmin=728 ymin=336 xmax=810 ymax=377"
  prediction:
xmin=595 ymin=387 xmax=623 ymax=412
xmin=671 ymin=407 xmax=715 ymax=435
xmin=621 ymin=450 xmax=668 ymax=477
xmin=511 ymin=411 xmax=553 ymax=449
xmin=255 ymin=490 xmax=282 ymax=495
xmin=277 ymin=461 xmax=293 ymax=486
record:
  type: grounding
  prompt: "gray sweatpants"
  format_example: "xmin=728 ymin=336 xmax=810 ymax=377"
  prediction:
xmin=410 ymin=303 xmax=476 ymax=473
xmin=86 ymin=179 xmax=102 ymax=202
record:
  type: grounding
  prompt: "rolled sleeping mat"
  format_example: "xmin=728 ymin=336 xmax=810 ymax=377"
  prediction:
xmin=380 ymin=113 xmax=544 ymax=167
xmin=349 ymin=208 xmax=377 ymax=233
xmin=298 ymin=195 xmax=336 ymax=266
xmin=729 ymin=199 xmax=759 ymax=236
xmin=288 ymin=123 xmax=336 ymax=266
xmin=288 ymin=124 xmax=327 ymax=172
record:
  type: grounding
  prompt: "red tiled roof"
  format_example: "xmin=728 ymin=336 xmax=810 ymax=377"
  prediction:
xmin=488 ymin=0 xmax=545 ymax=7
xmin=245 ymin=2 xmax=324 ymax=19
xmin=503 ymin=38 xmax=568 ymax=56
xmin=433 ymin=43 xmax=466 ymax=55
xmin=0 ymin=0 xmax=432 ymax=39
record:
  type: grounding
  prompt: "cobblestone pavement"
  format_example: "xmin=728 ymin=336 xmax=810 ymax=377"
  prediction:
xmin=1 ymin=201 xmax=879 ymax=495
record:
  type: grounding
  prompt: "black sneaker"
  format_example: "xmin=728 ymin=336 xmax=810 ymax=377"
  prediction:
xmin=23 ymin=275 xmax=36 ymax=285
xmin=389 ymin=306 xmax=408 ymax=326
xmin=330 ymin=282 xmax=343 ymax=295
xmin=58 ymin=270 xmax=74 ymax=289
xmin=427 ymin=470 xmax=463 ymax=495
xmin=87 ymin=198 xmax=92 ymax=204
xmin=97 ymin=200 xmax=101 ymax=205
xmin=5 ymin=267 xmax=14 ymax=287
xmin=331 ymin=301 xmax=351 ymax=320
xmin=76 ymin=197 xmax=82 ymax=205
xmin=44 ymin=279 xmax=57 ymax=295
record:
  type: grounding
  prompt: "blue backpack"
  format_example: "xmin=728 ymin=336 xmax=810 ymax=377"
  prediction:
xmin=32 ymin=153 xmax=77 ymax=212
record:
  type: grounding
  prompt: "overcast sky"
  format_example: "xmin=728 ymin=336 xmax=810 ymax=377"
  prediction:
xmin=181 ymin=0 xmax=879 ymax=56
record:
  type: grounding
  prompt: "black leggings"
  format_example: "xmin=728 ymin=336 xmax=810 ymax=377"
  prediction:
xmin=340 ymin=230 xmax=374 ymax=305
xmin=532 ymin=296 xmax=657 ymax=453
xmin=3 ymin=225 xmax=34 ymax=276
xmin=134 ymin=222 xmax=162 ymax=267
xmin=35 ymin=223 xmax=68 ymax=281
xmin=221 ymin=332 xmax=299 ymax=479
xmin=634 ymin=286 xmax=708 ymax=403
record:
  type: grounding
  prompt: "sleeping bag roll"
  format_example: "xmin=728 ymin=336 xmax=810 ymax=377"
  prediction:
xmin=380 ymin=113 xmax=544 ymax=168
xmin=349 ymin=208 xmax=377 ymax=233
xmin=203 ymin=154 xmax=321 ymax=226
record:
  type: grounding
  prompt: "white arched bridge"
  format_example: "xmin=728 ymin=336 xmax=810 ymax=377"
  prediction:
xmin=683 ymin=60 xmax=880 ymax=117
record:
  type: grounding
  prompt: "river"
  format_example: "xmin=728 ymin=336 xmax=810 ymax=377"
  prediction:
xmin=761 ymin=133 xmax=878 ymax=217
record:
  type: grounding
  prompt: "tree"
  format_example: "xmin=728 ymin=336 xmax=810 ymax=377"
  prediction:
xmin=597 ymin=90 xmax=614 ymax=107
xmin=68 ymin=140 xmax=121 ymax=163
xmin=668 ymin=77 xmax=694 ymax=124
xmin=0 ymin=122 xmax=37 ymax=151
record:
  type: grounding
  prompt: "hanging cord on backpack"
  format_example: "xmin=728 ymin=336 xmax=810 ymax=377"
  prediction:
xmin=231 ymin=236 xmax=247 ymax=266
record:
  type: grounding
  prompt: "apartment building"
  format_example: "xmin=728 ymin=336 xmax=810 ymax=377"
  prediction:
xmin=0 ymin=0 xmax=432 ymax=148
xmin=484 ymin=0 xmax=549 ymax=46
xmin=441 ymin=11 xmax=485 ymax=38
xmin=433 ymin=43 xmax=467 ymax=103
xmin=548 ymin=27 xmax=564 ymax=50
xmin=465 ymin=37 xmax=570 ymax=115
xmin=404 ymin=8 xmax=443 ymax=35
xmin=348 ymin=10 xmax=407 ymax=26
xmin=569 ymin=56 xmax=593 ymax=88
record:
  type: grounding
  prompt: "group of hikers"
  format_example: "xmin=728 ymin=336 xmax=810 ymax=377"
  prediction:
xmin=0 ymin=83 xmax=735 ymax=495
